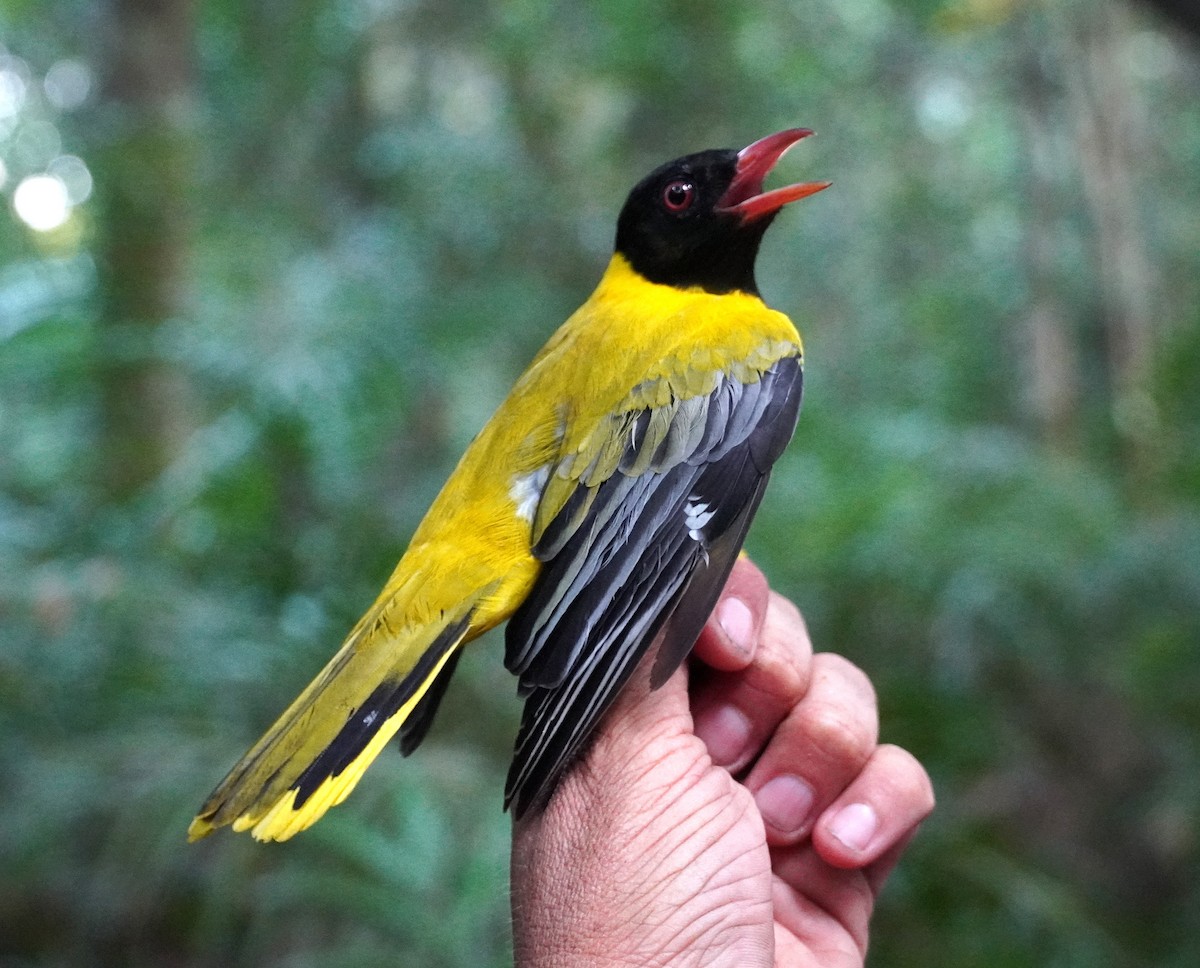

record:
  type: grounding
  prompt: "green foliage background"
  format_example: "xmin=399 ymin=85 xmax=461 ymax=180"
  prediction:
xmin=2 ymin=0 xmax=1198 ymax=965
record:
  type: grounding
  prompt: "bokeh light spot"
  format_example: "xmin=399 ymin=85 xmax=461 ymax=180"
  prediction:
xmin=0 ymin=70 xmax=27 ymax=123
xmin=43 ymin=59 xmax=92 ymax=110
xmin=13 ymin=174 xmax=71 ymax=231
xmin=47 ymin=154 xmax=93 ymax=205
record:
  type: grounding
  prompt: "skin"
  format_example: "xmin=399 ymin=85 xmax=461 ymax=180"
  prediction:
xmin=511 ymin=557 xmax=935 ymax=967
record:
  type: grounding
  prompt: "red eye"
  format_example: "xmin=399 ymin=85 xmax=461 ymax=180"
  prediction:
xmin=662 ymin=179 xmax=695 ymax=212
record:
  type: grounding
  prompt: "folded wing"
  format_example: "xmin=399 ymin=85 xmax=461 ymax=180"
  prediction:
xmin=503 ymin=353 xmax=803 ymax=818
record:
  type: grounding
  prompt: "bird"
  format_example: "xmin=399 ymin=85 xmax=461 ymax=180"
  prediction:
xmin=188 ymin=128 xmax=829 ymax=842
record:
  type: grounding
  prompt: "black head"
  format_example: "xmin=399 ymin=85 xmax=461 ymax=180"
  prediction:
xmin=614 ymin=129 xmax=829 ymax=296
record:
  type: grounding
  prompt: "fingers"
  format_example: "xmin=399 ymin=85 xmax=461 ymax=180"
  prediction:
xmin=768 ymin=745 xmax=933 ymax=958
xmin=691 ymin=589 xmax=814 ymax=774
xmin=692 ymin=558 xmax=934 ymax=891
xmin=770 ymin=848 xmax=875 ymax=958
xmin=813 ymin=743 xmax=935 ymax=878
xmin=742 ymin=653 xmax=879 ymax=845
xmin=691 ymin=555 xmax=769 ymax=671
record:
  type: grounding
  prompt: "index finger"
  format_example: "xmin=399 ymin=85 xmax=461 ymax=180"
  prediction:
xmin=690 ymin=589 xmax=814 ymax=774
xmin=691 ymin=555 xmax=770 ymax=672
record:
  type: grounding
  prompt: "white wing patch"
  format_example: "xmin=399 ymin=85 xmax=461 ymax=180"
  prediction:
xmin=510 ymin=465 xmax=551 ymax=523
xmin=684 ymin=497 xmax=716 ymax=541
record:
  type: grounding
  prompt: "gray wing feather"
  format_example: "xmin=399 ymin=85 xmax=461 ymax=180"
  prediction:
xmin=503 ymin=355 xmax=803 ymax=818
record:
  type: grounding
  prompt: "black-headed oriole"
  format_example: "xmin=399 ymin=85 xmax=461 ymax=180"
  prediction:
xmin=190 ymin=128 xmax=828 ymax=841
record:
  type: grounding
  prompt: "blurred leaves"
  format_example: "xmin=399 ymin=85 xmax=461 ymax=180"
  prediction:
xmin=2 ymin=0 xmax=1199 ymax=966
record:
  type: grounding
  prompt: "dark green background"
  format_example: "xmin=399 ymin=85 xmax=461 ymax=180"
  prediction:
xmin=2 ymin=0 xmax=1198 ymax=964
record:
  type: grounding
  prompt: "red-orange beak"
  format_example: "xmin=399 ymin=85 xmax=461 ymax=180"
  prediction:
xmin=717 ymin=128 xmax=831 ymax=224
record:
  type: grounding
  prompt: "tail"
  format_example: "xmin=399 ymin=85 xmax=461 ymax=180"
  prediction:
xmin=188 ymin=581 xmax=494 ymax=842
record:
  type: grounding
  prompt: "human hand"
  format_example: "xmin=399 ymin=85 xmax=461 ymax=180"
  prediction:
xmin=510 ymin=557 xmax=934 ymax=967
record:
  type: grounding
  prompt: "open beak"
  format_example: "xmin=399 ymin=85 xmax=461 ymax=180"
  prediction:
xmin=717 ymin=128 xmax=831 ymax=224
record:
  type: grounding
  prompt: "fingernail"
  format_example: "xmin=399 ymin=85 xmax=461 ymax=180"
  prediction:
xmin=717 ymin=597 xmax=753 ymax=656
xmin=828 ymin=802 xmax=878 ymax=852
xmin=754 ymin=775 xmax=815 ymax=836
xmin=693 ymin=704 xmax=751 ymax=767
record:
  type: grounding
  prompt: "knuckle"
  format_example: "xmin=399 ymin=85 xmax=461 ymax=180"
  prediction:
xmin=754 ymin=600 xmax=811 ymax=679
xmin=814 ymin=653 xmax=877 ymax=708
xmin=751 ymin=627 xmax=811 ymax=706
xmin=799 ymin=699 xmax=875 ymax=767
xmin=756 ymin=650 xmax=808 ymax=703
xmin=765 ymin=591 xmax=806 ymax=639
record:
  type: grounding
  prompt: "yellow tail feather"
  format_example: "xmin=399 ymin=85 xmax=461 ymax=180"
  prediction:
xmin=188 ymin=592 xmax=478 ymax=843
xmin=222 ymin=640 xmax=460 ymax=842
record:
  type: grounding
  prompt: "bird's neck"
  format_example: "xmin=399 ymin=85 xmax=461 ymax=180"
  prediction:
xmin=613 ymin=221 xmax=772 ymax=296
xmin=590 ymin=254 xmax=772 ymax=320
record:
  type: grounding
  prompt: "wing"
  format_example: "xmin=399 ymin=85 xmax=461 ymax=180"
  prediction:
xmin=503 ymin=353 xmax=803 ymax=818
